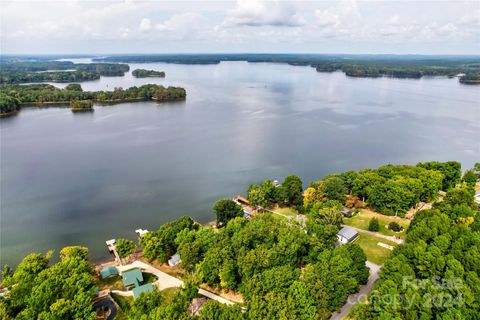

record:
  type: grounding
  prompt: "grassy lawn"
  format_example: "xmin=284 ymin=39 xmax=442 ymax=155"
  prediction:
xmin=354 ymin=231 xmax=398 ymax=265
xmin=343 ymin=209 xmax=410 ymax=239
xmin=272 ymin=205 xmax=299 ymax=216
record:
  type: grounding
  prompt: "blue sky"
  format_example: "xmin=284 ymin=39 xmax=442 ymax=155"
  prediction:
xmin=1 ymin=0 xmax=479 ymax=54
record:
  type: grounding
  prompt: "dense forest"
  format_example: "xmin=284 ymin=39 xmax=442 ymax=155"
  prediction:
xmin=132 ymin=69 xmax=166 ymax=78
xmin=1 ymin=161 xmax=478 ymax=319
xmin=0 ymin=247 xmax=97 ymax=319
xmin=0 ymin=83 xmax=186 ymax=115
xmin=351 ymin=184 xmax=479 ymax=319
xmin=0 ymin=61 xmax=130 ymax=84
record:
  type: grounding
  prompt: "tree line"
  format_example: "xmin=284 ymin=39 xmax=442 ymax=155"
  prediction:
xmin=0 ymin=61 xmax=130 ymax=84
xmin=244 ymin=162 xmax=468 ymax=217
xmin=0 ymin=83 xmax=186 ymax=115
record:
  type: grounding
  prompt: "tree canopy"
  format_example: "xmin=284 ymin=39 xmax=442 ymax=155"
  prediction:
xmin=0 ymin=248 xmax=96 ymax=320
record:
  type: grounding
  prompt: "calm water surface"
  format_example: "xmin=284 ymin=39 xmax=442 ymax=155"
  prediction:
xmin=1 ymin=61 xmax=479 ymax=267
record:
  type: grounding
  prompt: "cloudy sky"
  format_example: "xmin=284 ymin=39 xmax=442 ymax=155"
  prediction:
xmin=1 ymin=0 xmax=479 ymax=55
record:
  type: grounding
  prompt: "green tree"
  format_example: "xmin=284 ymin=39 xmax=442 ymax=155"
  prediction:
xmin=322 ymin=176 xmax=347 ymax=202
xmin=116 ymin=239 xmax=136 ymax=258
xmin=277 ymin=175 xmax=304 ymax=208
xmin=368 ymin=218 xmax=379 ymax=232
xmin=247 ymin=180 xmax=278 ymax=208
xmin=213 ymin=199 xmax=244 ymax=227
xmin=462 ymin=169 xmax=477 ymax=187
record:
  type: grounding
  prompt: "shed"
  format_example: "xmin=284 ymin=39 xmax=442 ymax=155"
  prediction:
xmin=122 ymin=268 xmax=143 ymax=287
xmin=132 ymin=283 xmax=154 ymax=299
xmin=100 ymin=266 xmax=118 ymax=279
xmin=337 ymin=226 xmax=359 ymax=244
xmin=168 ymin=254 xmax=181 ymax=267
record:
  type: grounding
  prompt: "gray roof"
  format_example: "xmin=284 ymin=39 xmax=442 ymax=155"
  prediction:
xmin=338 ymin=226 xmax=358 ymax=241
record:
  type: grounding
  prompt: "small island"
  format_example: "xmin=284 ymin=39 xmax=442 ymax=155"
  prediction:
xmin=70 ymin=100 xmax=94 ymax=112
xmin=132 ymin=69 xmax=166 ymax=78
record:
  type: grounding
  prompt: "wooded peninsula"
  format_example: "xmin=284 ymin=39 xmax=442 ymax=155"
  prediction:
xmin=0 ymin=61 xmax=130 ymax=84
xmin=0 ymin=83 xmax=186 ymax=116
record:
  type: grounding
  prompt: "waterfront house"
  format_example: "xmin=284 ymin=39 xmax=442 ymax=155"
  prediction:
xmin=122 ymin=268 xmax=144 ymax=288
xmin=337 ymin=226 xmax=359 ymax=244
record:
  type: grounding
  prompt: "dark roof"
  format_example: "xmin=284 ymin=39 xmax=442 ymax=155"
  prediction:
xmin=338 ymin=226 xmax=358 ymax=241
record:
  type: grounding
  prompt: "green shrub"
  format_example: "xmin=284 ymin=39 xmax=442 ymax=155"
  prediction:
xmin=368 ymin=218 xmax=379 ymax=232
xmin=388 ymin=221 xmax=402 ymax=232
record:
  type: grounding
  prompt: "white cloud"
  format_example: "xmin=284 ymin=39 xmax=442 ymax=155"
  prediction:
xmin=222 ymin=0 xmax=304 ymax=28
xmin=140 ymin=18 xmax=152 ymax=32
xmin=0 ymin=0 xmax=478 ymax=54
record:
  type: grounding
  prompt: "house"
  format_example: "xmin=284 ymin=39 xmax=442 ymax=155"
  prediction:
xmin=168 ymin=254 xmax=181 ymax=267
xmin=132 ymin=283 xmax=154 ymax=299
xmin=100 ymin=266 xmax=118 ymax=279
xmin=121 ymin=268 xmax=154 ymax=299
xmin=337 ymin=226 xmax=359 ymax=244
xmin=122 ymin=268 xmax=143 ymax=288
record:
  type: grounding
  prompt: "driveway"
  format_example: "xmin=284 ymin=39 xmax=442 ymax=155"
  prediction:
xmin=342 ymin=225 xmax=405 ymax=244
xmin=114 ymin=260 xmax=236 ymax=305
xmin=329 ymin=261 xmax=381 ymax=320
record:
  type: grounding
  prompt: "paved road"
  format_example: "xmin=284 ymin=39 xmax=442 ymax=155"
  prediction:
xmin=342 ymin=225 xmax=405 ymax=244
xmin=93 ymin=297 xmax=117 ymax=320
xmin=329 ymin=261 xmax=381 ymax=320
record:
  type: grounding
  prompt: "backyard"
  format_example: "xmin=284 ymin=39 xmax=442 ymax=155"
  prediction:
xmin=343 ymin=209 xmax=410 ymax=239
xmin=354 ymin=232 xmax=399 ymax=265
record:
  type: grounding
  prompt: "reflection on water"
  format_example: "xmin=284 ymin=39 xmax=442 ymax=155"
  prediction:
xmin=1 ymin=61 xmax=479 ymax=267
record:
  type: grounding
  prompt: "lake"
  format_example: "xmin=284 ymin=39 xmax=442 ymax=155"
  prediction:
xmin=1 ymin=61 xmax=479 ymax=267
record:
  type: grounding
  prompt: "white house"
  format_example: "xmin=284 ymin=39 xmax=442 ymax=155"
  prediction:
xmin=337 ymin=226 xmax=359 ymax=244
xmin=475 ymin=191 xmax=480 ymax=205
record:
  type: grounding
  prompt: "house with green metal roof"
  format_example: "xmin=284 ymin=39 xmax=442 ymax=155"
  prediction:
xmin=122 ymin=268 xmax=143 ymax=287
xmin=100 ymin=266 xmax=118 ymax=279
xmin=133 ymin=283 xmax=154 ymax=298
